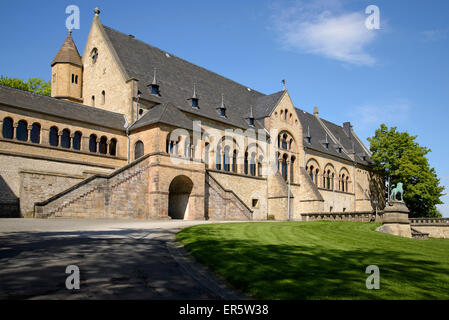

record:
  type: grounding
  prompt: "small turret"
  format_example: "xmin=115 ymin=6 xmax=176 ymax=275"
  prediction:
xmin=51 ymin=29 xmax=83 ymax=103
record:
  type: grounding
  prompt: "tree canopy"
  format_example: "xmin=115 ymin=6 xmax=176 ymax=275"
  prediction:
xmin=368 ymin=124 xmax=445 ymax=217
xmin=0 ymin=75 xmax=51 ymax=96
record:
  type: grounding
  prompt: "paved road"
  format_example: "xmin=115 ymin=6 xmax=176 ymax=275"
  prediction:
xmin=0 ymin=219 xmax=243 ymax=300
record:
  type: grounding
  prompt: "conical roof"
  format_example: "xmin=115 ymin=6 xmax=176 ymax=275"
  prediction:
xmin=51 ymin=30 xmax=82 ymax=67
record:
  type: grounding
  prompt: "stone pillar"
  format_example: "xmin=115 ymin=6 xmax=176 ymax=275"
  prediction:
xmin=13 ymin=122 xmax=18 ymax=139
xmin=41 ymin=128 xmax=50 ymax=146
xmin=377 ymin=200 xmax=411 ymax=238
xmin=81 ymin=135 xmax=90 ymax=152
xmin=27 ymin=125 xmax=32 ymax=142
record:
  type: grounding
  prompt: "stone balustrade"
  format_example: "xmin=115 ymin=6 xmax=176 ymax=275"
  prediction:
xmin=409 ymin=218 xmax=449 ymax=226
xmin=301 ymin=211 xmax=377 ymax=222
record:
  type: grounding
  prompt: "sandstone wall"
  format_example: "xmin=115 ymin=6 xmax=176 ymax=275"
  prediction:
xmin=208 ymin=170 xmax=266 ymax=220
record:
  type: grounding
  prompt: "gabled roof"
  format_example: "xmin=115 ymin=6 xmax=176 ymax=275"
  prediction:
xmin=296 ymin=108 xmax=372 ymax=166
xmin=51 ymin=30 xmax=82 ymax=67
xmin=0 ymin=85 xmax=127 ymax=130
xmin=102 ymin=25 xmax=277 ymax=130
xmin=129 ymin=103 xmax=194 ymax=131
xmin=253 ymin=90 xmax=285 ymax=119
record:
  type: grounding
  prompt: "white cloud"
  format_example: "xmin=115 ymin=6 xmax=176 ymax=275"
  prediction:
xmin=272 ymin=1 xmax=378 ymax=65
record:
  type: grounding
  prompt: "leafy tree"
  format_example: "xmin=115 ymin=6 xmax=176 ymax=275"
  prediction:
xmin=0 ymin=75 xmax=51 ymax=96
xmin=368 ymin=124 xmax=445 ymax=217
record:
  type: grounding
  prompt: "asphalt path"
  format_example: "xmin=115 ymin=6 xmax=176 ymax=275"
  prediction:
xmin=0 ymin=219 xmax=244 ymax=300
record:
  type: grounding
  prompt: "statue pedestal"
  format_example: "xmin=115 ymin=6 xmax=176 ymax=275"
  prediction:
xmin=377 ymin=200 xmax=411 ymax=238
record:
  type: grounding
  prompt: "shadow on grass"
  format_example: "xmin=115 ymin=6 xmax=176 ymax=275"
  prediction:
xmin=177 ymin=232 xmax=449 ymax=300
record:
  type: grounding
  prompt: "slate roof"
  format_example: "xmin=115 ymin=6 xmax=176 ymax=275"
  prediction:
xmin=296 ymin=108 xmax=372 ymax=166
xmin=103 ymin=25 xmax=269 ymax=130
xmin=0 ymin=85 xmax=127 ymax=130
xmin=102 ymin=24 xmax=372 ymax=166
xmin=51 ymin=31 xmax=82 ymax=67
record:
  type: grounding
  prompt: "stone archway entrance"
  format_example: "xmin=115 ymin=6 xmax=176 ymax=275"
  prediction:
xmin=168 ymin=175 xmax=194 ymax=220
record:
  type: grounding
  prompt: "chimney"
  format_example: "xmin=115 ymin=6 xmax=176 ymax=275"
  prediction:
xmin=313 ymin=106 xmax=319 ymax=116
xmin=343 ymin=122 xmax=352 ymax=137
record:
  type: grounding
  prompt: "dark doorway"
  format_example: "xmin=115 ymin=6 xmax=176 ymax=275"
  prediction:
xmin=168 ymin=176 xmax=193 ymax=220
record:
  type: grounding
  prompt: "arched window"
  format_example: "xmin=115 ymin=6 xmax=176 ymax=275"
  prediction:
xmin=232 ymin=150 xmax=237 ymax=173
xmin=89 ymin=134 xmax=97 ymax=152
xmin=216 ymin=145 xmax=221 ymax=170
xmin=341 ymin=174 xmax=346 ymax=192
xmin=315 ymin=169 xmax=319 ymax=186
xmin=91 ymin=48 xmax=98 ymax=64
xmin=290 ymin=156 xmax=295 ymax=183
xmin=346 ymin=176 xmax=349 ymax=193
xmin=282 ymin=154 xmax=288 ymax=181
xmin=2 ymin=117 xmax=13 ymax=139
xmin=327 ymin=170 xmax=331 ymax=190
xmin=73 ymin=131 xmax=82 ymax=150
xmin=71 ymin=74 xmax=75 ymax=83
xmin=61 ymin=129 xmax=71 ymax=148
xmin=135 ymin=140 xmax=144 ymax=159
xmin=250 ymin=153 xmax=256 ymax=176
xmin=309 ymin=165 xmax=314 ymax=182
xmin=91 ymin=96 xmax=95 ymax=107
xmin=75 ymin=75 xmax=78 ymax=84
xmin=331 ymin=173 xmax=335 ymax=191
xmin=101 ymin=90 xmax=106 ymax=105
xmin=16 ymin=120 xmax=28 ymax=141
xmin=30 ymin=123 xmax=41 ymax=144
xmin=244 ymin=152 xmax=249 ymax=175
xmin=99 ymin=136 xmax=108 ymax=154
xmin=109 ymin=138 xmax=117 ymax=156
xmin=223 ymin=146 xmax=230 ymax=172
xmin=49 ymin=126 xmax=59 ymax=146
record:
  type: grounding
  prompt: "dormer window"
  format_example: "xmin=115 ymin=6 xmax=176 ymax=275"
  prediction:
xmin=191 ymin=98 xmax=199 ymax=108
xmin=324 ymin=143 xmax=329 ymax=150
xmin=220 ymin=108 xmax=226 ymax=117
xmin=306 ymin=137 xmax=311 ymax=144
xmin=249 ymin=117 xmax=255 ymax=126
xmin=150 ymin=84 xmax=159 ymax=95
xmin=338 ymin=147 xmax=342 ymax=153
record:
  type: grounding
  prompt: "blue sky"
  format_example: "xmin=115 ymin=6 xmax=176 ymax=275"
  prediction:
xmin=1 ymin=0 xmax=448 ymax=216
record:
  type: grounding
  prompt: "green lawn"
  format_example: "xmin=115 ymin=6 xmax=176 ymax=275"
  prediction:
xmin=176 ymin=221 xmax=449 ymax=300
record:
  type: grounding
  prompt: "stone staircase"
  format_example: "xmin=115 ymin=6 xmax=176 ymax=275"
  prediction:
xmin=205 ymin=173 xmax=253 ymax=221
xmin=34 ymin=154 xmax=151 ymax=219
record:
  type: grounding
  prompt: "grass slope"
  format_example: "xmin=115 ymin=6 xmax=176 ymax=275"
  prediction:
xmin=176 ymin=221 xmax=449 ymax=300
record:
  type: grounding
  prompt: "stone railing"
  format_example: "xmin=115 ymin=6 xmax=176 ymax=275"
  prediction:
xmin=302 ymin=211 xmax=377 ymax=222
xmin=409 ymin=218 xmax=449 ymax=226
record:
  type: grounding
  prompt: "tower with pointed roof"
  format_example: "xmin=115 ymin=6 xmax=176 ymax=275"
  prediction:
xmin=51 ymin=29 xmax=83 ymax=103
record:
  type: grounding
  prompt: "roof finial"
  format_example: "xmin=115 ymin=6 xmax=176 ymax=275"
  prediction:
xmin=94 ymin=7 xmax=101 ymax=16
xmin=152 ymin=68 xmax=157 ymax=85
xmin=282 ymin=79 xmax=286 ymax=91
xmin=192 ymin=83 xmax=197 ymax=99
xmin=68 ymin=29 xmax=72 ymax=36
xmin=220 ymin=93 xmax=225 ymax=109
